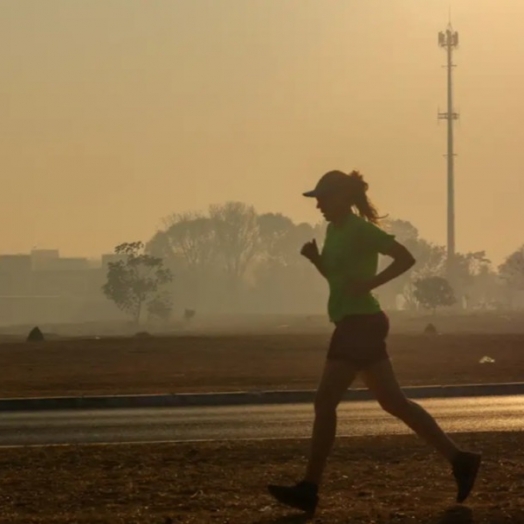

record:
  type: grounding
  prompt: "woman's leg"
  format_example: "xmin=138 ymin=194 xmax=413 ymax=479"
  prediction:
xmin=304 ymin=359 xmax=358 ymax=484
xmin=361 ymin=358 xmax=481 ymax=502
xmin=267 ymin=358 xmax=357 ymax=514
xmin=361 ymin=358 xmax=459 ymax=461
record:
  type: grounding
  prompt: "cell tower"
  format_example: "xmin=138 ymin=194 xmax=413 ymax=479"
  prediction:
xmin=438 ymin=25 xmax=459 ymax=280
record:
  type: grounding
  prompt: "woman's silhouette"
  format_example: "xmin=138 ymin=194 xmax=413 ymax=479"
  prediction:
xmin=268 ymin=170 xmax=481 ymax=516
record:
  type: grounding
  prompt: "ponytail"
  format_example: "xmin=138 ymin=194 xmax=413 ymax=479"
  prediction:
xmin=347 ymin=170 xmax=381 ymax=224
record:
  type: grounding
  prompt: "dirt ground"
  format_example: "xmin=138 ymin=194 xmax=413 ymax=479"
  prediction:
xmin=0 ymin=331 xmax=523 ymax=398
xmin=0 ymin=431 xmax=521 ymax=523
xmin=3 ymin=310 xmax=524 ymax=338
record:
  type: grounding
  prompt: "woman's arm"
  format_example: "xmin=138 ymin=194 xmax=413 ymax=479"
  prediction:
xmin=366 ymin=240 xmax=415 ymax=291
xmin=348 ymin=240 xmax=415 ymax=295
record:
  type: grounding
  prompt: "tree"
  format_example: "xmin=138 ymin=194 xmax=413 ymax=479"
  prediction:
xmin=207 ymin=202 xmax=260 ymax=309
xmin=257 ymin=213 xmax=295 ymax=263
xmin=257 ymin=214 xmax=317 ymax=266
xmin=147 ymin=204 xmax=262 ymax=312
xmin=499 ymin=246 xmax=524 ymax=289
xmin=102 ymin=242 xmax=173 ymax=324
xmin=498 ymin=246 xmax=524 ymax=308
xmin=469 ymin=264 xmax=503 ymax=310
xmin=208 ymin=202 xmax=260 ymax=281
xmin=147 ymin=292 xmax=174 ymax=322
xmin=453 ymin=251 xmax=491 ymax=289
xmin=146 ymin=214 xmax=218 ymax=311
xmin=413 ymin=276 xmax=456 ymax=313
xmin=252 ymin=216 xmax=325 ymax=313
xmin=159 ymin=212 xmax=217 ymax=270
xmin=145 ymin=230 xmax=172 ymax=263
xmin=383 ymin=218 xmax=419 ymax=243
xmin=160 ymin=203 xmax=261 ymax=281
xmin=449 ymin=251 xmax=492 ymax=309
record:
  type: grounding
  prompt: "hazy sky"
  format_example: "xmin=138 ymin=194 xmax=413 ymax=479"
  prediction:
xmin=2 ymin=0 xmax=523 ymax=263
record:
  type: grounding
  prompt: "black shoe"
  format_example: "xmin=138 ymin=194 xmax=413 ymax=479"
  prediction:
xmin=452 ymin=451 xmax=481 ymax=503
xmin=267 ymin=481 xmax=318 ymax=515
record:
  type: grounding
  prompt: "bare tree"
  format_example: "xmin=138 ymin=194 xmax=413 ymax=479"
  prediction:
xmin=257 ymin=214 xmax=317 ymax=267
xmin=208 ymin=202 xmax=260 ymax=283
xmin=257 ymin=213 xmax=295 ymax=263
xmin=165 ymin=213 xmax=216 ymax=270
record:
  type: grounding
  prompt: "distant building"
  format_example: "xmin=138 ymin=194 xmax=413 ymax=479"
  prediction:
xmin=0 ymin=255 xmax=32 ymax=295
xmin=31 ymin=249 xmax=60 ymax=271
xmin=51 ymin=257 xmax=90 ymax=271
xmin=86 ymin=258 xmax=102 ymax=269
xmin=0 ymin=254 xmax=32 ymax=273
xmin=31 ymin=250 xmax=89 ymax=271
xmin=0 ymin=250 xmax=127 ymax=325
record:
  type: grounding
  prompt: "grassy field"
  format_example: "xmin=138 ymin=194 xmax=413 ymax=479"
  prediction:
xmin=0 ymin=331 xmax=522 ymax=398
xmin=0 ymin=431 xmax=522 ymax=523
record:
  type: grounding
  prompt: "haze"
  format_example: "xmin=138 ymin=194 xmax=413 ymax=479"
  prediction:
xmin=1 ymin=0 xmax=523 ymax=263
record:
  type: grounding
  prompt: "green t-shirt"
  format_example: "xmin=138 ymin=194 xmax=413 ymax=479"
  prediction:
xmin=320 ymin=213 xmax=395 ymax=322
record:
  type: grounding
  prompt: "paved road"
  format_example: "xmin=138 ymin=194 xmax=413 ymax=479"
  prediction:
xmin=1 ymin=395 xmax=523 ymax=447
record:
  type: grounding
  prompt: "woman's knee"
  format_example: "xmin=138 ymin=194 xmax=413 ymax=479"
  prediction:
xmin=378 ymin=395 xmax=413 ymax=418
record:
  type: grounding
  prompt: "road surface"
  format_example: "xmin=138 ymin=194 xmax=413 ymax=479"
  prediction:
xmin=1 ymin=395 xmax=523 ymax=447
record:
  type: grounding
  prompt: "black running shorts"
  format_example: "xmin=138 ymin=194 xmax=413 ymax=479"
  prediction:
xmin=327 ymin=311 xmax=390 ymax=369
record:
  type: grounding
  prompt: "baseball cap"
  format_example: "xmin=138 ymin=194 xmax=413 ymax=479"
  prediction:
xmin=303 ymin=170 xmax=353 ymax=198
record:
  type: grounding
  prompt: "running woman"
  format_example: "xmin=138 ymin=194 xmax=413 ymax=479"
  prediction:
xmin=268 ymin=170 xmax=481 ymax=515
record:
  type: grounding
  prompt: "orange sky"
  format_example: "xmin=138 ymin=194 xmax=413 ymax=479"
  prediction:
xmin=1 ymin=0 xmax=523 ymax=263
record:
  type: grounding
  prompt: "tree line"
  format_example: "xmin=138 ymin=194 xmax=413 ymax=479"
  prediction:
xmin=102 ymin=201 xmax=524 ymax=322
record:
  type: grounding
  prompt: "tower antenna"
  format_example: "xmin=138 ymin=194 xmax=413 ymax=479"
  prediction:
xmin=438 ymin=23 xmax=459 ymax=281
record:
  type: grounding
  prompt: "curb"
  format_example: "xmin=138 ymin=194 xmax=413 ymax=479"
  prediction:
xmin=1 ymin=382 xmax=524 ymax=412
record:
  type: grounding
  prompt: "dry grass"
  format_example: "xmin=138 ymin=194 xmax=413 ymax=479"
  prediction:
xmin=0 ymin=432 xmax=522 ymax=523
xmin=0 ymin=332 xmax=522 ymax=398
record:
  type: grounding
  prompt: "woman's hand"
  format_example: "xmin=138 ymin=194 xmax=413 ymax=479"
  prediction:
xmin=300 ymin=239 xmax=320 ymax=263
